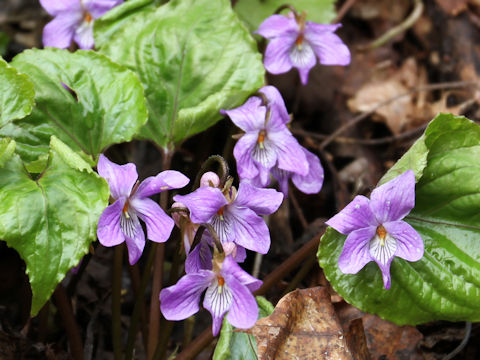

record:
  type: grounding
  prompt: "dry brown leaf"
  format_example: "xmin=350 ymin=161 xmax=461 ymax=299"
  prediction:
xmin=347 ymin=58 xmax=423 ymax=134
xmin=336 ymin=303 xmax=423 ymax=360
xmin=247 ymin=287 xmax=352 ymax=360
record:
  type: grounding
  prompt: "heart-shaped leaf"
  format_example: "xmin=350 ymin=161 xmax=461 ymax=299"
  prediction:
xmin=318 ymin=113 xmax=480 ymax=325
xmin=96 ymin=0 xmax=265 ymax=151
xmin=0 ymin=48 xmax=148 ymax=164
xmin=0 ymin=137 xmax=109 ymax=315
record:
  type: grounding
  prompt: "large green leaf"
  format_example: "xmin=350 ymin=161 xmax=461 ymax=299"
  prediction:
xmin=0 ymin=137 xmax=109 ymax=315
xmin=234 ymin=0 xmax=336 ymax=32
xmin=0 ymin=57 xmax=34 ymax=124
xmin=96 ymin=0 xmax=265 ymax=150
xmin=213 ymin=296 xmax=274 ymax=360
xmin=318 ymin=113 xmax=480 ymax=325
xmin=1 ymin=48 xmax=148 ymax=164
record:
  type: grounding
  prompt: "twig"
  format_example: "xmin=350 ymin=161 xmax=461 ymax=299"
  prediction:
xmin=319 ymin=80 xmax=478 ymax=150
xmin=288 ymin=188 xmax=308 ymax=230
xmin=442 ymin=322 xmax=472 ymax=360
xmin=333 ymin=0 xmax=358 ymax=23
xmin=359 ymin=0 xmax=424 ymax=50
xmin=53 ymin=284 xmax=84 ymax=360
xmin=292 ymin=123 xmax=427 ymax=146
xmin=281 ymin=255 xmax=317 ymax=296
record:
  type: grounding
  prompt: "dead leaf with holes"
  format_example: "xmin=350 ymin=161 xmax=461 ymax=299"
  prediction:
xmin=246 ymin=287 xmax=353 ymax=360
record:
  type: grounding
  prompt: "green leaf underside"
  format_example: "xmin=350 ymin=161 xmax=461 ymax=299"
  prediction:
xmin=318 ymin=113 xmax=480 ymax=325
xmin=0 ymin=137 xmax=109 ymax=315
xmin=0 ymin=57 xmax=35 ymax=125
xmin=1 ymin=48 xmax=147 ymax=164
xmin=213 ymin=296 xmax=274 ymax=360
xmin=234 ymin=0 xmax=336 ymax=32
xmin=96 ymin=0 xmax=265 ymax=150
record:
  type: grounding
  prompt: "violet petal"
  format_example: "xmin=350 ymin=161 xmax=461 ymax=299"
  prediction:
xmin=97 ymin=198 xmax=126 ymax=247
xmin=203 ymin=278 xmax=234 ymax=336
xmin=222 ymin=97 xmax=265 ymax=132
xmin=160 ymin=271 xmax=214 ymax=321
xmin=268 ymin=130 xmax=308 ymax=175
xmin=233 ymin=132 xmax=261 ymax=180
xmin=97 ymin=154 xmax=138 ymax=200
xmin=228 ymin=207 xmax=270 ymax=254
xmin=225 ymin=275 xmax=258 ymax=330
xmin=263 ymin=37 xmax=295 ymax=75
xmin=326 ymin=195 xmax=378 ymax=235
xmin=39 ymin=0 xmax=82 ymax=16
xmin=84 ymin=0 xmax=124 ymax=18
xmin=291 ymin=148 xmax=324 ymax=194
xmin=259 ymin=86 xmax=290 ymax=129
xmin=174 ymin=187 xmax=228 ymax=224
xmin=124 ymin=216 xmax=145 ymax=265
xmin=136 ymin=170 xmax=189 ymax=198
xmin=305 ymin=23 xmax=350 ymax=66
xmin=130 ymin=197 xmax=174 ymax=243
xmin=222 ymin=256 xmax=262 ymax=292
xmin=370 ymin=170 xmax=415 ymax=223
xmin=42 ymin=13 xmax=80 ymax=49
xmin=256 ymin=14 xmax=298 ymax=39
xmin=338 ymin=226 xmax=376 ymax=274
xmin=73 ymin=19 xmax=94 ymax=49
xmin=384 ymin=221 xmax=424 ymax=262
xmin=185 ymin=239 xmax=213 ymax=274
xmin=234 ymin=181 xmax=283 ymax=216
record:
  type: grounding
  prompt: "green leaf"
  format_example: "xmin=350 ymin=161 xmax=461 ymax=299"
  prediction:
xmin=213 ymin=296 xmax=274 ymax=360
xmin=94 ymin=0 xmax=157 ymax=48
xmin=1 ymin=48 xmax=148 ymax=164
xmin=0 ymin=136 xmax=109 ymax=315
xmin=234 ymin=0 xmax=336 ymax=32
xmin=96 ymin=0 xmax=265 ymax=150
xmin=0 ymin=57 xmax=35 ymax=124
xmin=318 ymin=113 xmax=480 ymax=325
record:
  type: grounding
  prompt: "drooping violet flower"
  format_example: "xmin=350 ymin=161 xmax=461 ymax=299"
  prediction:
xmin=257 ymin=12 xmax=350 ymax=84
xmin=40 ymin=0 xmax=123 ymax=49
xmin=173 ymin=180 xmax=283 ymax=254
xmin=96 ymin=154 xmax=189 ymax=265
xmin=222 ymin=86 xmax=324 ymax=195
xmin=326 ymin=170 xmax=424 ymax=289
xmin=160 ymin=255 xmax=262 ymax=336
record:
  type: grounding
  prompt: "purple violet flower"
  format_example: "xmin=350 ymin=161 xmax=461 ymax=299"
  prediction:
xmin=40 ymin=0 xmax=123 ymax=49
xmin=173 ymin=180 xmax=283 ymax=254
xmin=160 ymin=255 xmax=262 ymax=336
xmin=257 ymin=12 xmax=350 ymax=84
xmin=222 ymin=86 xmax=324 ymax=195
xmin=96 ymin=154 xmax=189 ymax=265
xmin=325 ymin=170 xmax=424 ymax=289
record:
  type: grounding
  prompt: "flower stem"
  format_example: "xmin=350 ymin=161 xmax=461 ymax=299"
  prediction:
xmin=124 ymin=242 xmax=158 ymax=360
xmin=112 ymin=244 xmax=124 ymax=360
xmin=53 ymin=284 xmax=84 ymax=360
xmin=147 ymin=151 xmax=173 ymax=359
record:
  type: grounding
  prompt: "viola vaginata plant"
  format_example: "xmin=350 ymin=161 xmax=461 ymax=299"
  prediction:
xmin=326 ymin=170 xmax=424 ymax=289
xmin=40 ymin=0 xmax=123 ymax=49
xmin=2 ymin=0 xmax=479 ymax=357
xmin=257 ymin=7 xmax=350 ymax=84
xmin=96 ymin=154 xmax=189 ymax=264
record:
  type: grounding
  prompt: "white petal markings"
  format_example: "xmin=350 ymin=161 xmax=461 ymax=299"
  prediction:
xmin=204 ymin=277 xmax=233 ymax=319
xmin=369 ymin=231 xmax=397 ymax=266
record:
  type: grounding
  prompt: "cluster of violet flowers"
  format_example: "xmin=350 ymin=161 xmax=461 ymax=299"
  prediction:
xmin=51 ymin=0 xmax=426 ymax=336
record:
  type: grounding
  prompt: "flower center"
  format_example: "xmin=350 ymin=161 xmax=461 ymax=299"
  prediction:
xmin=217 ymin=206 xmax=225 ymax=221
xmin=122 ymin=200 xmax=130 ymax=219
xmin=84 ymin=11 xmax=93 ymax=23
xmin=217 ymin=275 xmax=225 ymax=294
xmin=295 ymin=33 xmax=304 ymax=50
xmin=376 ymin=225 xmax=387 ymax=246
xmin=257 ymin=130 xmax=266 ymax=149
